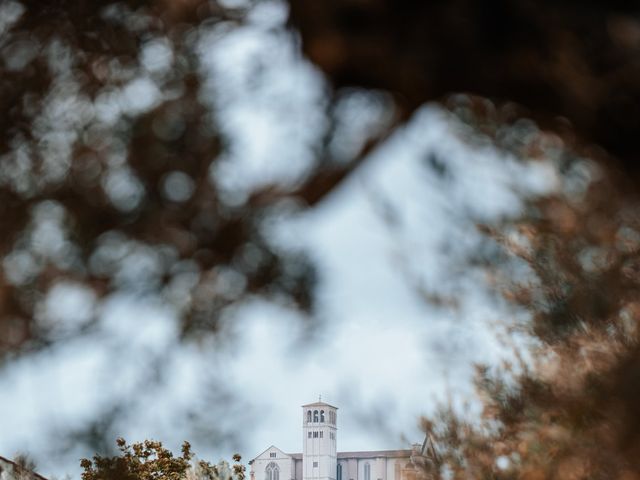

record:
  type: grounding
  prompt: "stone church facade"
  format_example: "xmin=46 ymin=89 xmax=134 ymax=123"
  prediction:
xmin=249 ymin=401 xmax=427 ymax=480
xmin=0 ymin=456 xmax=47 ymax=480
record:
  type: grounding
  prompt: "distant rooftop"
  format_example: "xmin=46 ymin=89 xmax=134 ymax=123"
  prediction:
xmin=301 ymin=401 xmax=338 ymax=409
xmin=288 ymin=450 xmax=412 ymax=460
xmin=0 ymin=456 xmax=48 ymax=480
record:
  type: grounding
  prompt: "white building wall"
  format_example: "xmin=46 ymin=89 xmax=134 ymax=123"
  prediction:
xmin=346 ymin=459 xmax=357 ymax=480
xmin=302 ymin=403 xmax=337 ymax=480
xmin=375 ymin=458 xmax=386 ymax=480
xmin=385 ymin=459 xmax=396 ymax=480
xmin=250 ymin=401 xmax=419 ymax=480
xmin=294 ymin=459 xmax=303 ymax=480
xmin=0 ymin=457 xmax=44 ymax=480
xmin=252 ymin=451 xmax=411 ymax=480
xmin=334 ymin=456 xmax=410 ymax=480
xmin=252 ymin=447 xmax=295 ymax=480
xmin=357 ymin=459 xmax=367 ymax=480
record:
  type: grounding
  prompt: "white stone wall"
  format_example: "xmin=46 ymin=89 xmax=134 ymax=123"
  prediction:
xmin=302 ymin=404 xmax=337 ymax=480
xmin=294 ymin=459 xmax=303 ymax=480
xmin=336 ymin=457 xmax=411 ymax=480
xmin=0 ymin=457 xmax=43 ymax=480
xmin=250 ymin=401 xmax=418 ymax=480
xmin=251 ymin=447 xmax=295 ymax=480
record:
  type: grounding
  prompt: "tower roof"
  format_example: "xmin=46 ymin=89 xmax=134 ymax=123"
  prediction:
xmin=301 ymin=401 xmax=338 ymax=409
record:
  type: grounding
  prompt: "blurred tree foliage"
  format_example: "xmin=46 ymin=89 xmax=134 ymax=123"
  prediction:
xmin=12 ymin=453 xmax=38 ymax=474
xmin=411 ymin=121 xmax=640 ymax=478
xmin=290 ymin=1 xmax=640 ymax=478
xmin=80 ymin=438 xmax=245 ymax=480
xmin=0 ymin=0 xmax=393 ymax=358
xmin=5 ymin=0 xmax=640 ymax=477
xmin=290 ymin=0 xmax=640 ymax=171
xmin=0 ymin=0 xmax=401 ymax=460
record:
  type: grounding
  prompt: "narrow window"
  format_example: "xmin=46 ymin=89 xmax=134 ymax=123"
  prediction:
xmin=266 ymin=463 xmax=280 ymax=480
xmin=364 ymin=463 xmax=370 ymax=480
xmin=308 ymin=432 xmax=312 ymax=438
xmin=313 ymin=410 xmax=319 ymax=422
xmin=313 ymin=431 xmax=318 ymax=438
xmin=320 ymin=410 xmax=325 ymax=422
xmin=320 ymin=431 xmax=323 ymax=438
xmin=307 ymin=410 xmax=312 ymax=423
xmin=337 ymin=464 xmax=342 ymax=480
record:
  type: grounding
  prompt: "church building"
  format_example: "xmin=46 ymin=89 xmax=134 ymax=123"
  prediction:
xmin=0 ymin=456 xmax=47 ymax=480
xmin=249 ymin=400 xmax=429 ymax=480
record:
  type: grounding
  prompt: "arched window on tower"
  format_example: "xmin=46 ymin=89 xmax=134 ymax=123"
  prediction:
xmin=313 ymin=410 xmax=319 ymax=422
xmin=364 ymin=463 xmax=370 ymax=480
xmin=266 ymin=463 xmax=279 ymax=480
xmin=337 ymin=464 xmax=342 ymax=480
xmin=307 ymin=410 xmax=312 ymax=423
xmin=320 ymin=410 xmax=325 ymax=422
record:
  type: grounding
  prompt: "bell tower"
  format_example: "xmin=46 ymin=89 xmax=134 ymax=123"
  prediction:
xmin=302 ymin=398 xmax=338 ymax=480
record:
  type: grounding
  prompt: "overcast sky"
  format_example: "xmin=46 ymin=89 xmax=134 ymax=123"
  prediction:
xmin=0 ymin=1 xmax=557 ymax=477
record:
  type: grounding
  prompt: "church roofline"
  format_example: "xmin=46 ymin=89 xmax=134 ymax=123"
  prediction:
xmin=286 ymin=450 xmax=412 ymax=460
xmin=0 ymin=455 xmax=48 ymax=480
xmin=337 ymin=450 xmax=412 ymax=459
xmin=249 ymin=445 xmax=292 ymax=464
xmin=301 ymin=401 xmax=338 ymax=409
